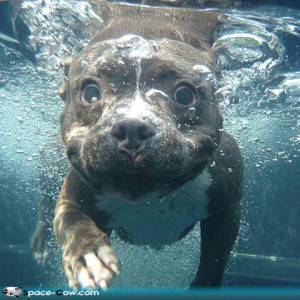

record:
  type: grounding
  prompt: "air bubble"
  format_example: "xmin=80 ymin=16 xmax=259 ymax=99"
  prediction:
xmin=186 ymin=107 xmax=196 ymax=120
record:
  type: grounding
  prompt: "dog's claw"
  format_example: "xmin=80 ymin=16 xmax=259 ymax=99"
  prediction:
xmin=100 ymin=280 xmax=108 ymax=291
xmin=41 ymin=250 xmax=49 ymax=265
xmin=34 ymin=252 xmax=42 ymax=265
xmin=33 ymin=249 xmax=49 ymax=265
xmin=110 ymin=263 xmax=120 ymax=275
xmin=64 ymin=244 xmax=120 ymax=290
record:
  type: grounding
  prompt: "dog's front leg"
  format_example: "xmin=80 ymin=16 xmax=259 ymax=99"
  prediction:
xmin=191 ymin=206 xmax=240 ymax=287
xmin=31 ymin=193 xmax=54 ymax=265
xmin=54 ymin=170 xmax=120 ymax=290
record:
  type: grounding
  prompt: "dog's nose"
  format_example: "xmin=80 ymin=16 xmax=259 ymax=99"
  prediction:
xmin=110 ymin=119 xmax=156 ymax=153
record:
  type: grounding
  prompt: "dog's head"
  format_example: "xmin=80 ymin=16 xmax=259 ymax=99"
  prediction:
xmin=59 ymin=2 xmax=223 ymax=200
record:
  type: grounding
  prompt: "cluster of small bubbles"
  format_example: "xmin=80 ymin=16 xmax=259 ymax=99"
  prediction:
xmin=109 ymin=223 xmax=200 ymax=287
xmin=263 ymin=88 xmax=287 ymax=104
xmin=11 ymin=0 xmax=103 ymax=78
xmin=216 ymin=86 xmax=239 ymax=106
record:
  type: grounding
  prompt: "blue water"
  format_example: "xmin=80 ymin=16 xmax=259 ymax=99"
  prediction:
xmin=0 ymin=0 xmax=299 ymax=291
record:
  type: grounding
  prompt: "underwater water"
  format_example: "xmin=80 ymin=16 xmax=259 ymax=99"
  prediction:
xmin=0 ymin=0 xmax=299 ymax=291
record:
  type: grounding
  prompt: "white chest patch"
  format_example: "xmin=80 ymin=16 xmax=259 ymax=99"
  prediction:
xmin=95 ymin=168 xmax=212 ymax=245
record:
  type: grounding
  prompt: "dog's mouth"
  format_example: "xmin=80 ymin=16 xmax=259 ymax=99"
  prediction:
xmin=68 ymin=145 xmax=193 ymax=201
xmin=66 ymin=135 xmax=175 ymax=197
xmin=66 ymin=119 xmax=215 ymax=201
xmin=101 ymin=170 xmax=199 ymax=202
xmin=102 ymin=173 xmax=162 ymax=201
xmin=117 ymin=146 xmax=147 ymax=163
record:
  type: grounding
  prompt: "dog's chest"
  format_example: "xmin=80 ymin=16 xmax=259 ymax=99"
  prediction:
xmin=95 ymin=169 xmax=212 ymax=245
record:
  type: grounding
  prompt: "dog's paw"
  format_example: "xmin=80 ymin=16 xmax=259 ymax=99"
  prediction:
xmin=31 ymin=223 xmax=51 ymax=265
xmin=63 ymin=244 xmax=120 ymax=290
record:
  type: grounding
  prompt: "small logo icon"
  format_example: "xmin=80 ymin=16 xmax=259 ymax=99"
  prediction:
xmin=1 ymin=287 xmax=21 ymax=298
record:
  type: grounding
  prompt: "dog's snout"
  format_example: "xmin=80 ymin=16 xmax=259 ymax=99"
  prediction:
xmin=110 ymin=119 xmax=156 ymax=152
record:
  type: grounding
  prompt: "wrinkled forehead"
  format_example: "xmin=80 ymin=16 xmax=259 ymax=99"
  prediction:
xmin=70 ymin=35 xmax=215 ymax=83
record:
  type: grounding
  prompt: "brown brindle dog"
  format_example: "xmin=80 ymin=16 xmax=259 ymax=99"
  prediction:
xmin=33 ymin=1 xmax=243 ymax=289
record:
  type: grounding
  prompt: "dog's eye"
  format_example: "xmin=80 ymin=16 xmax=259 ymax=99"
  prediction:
xmin=173 ymin=85 xmax=196 ymax=106
xmin=82 ymin=84 xmax=101 ymax=104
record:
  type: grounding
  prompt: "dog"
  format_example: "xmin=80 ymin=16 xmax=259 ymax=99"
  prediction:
xmin=31 ymin=0 xmax=243 ymax=289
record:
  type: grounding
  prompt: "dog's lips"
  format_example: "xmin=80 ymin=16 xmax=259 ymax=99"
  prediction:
xmin=65 ymin=121 xmax=215 ymax=200
xmin=113 ymin=173 xmax=154 ymax=184
xmin=117 ymin=146 xmax=147 ymax=163
xmin=103 ymin=172 xmax=162 ymax=201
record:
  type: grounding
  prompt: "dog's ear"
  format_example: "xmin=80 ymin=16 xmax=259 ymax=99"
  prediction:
xmin=58 ymin=57 xmax=73 ymax=101
xmin=87 ymin=0 xmax=222 ymax=51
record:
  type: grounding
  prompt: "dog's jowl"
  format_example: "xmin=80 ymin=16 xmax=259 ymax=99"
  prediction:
xmin=34 ymin=1 xmax=243 ymax=289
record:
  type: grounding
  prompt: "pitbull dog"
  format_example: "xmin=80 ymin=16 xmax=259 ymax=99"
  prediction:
xmin=32 ymin=1 xmax=243 ymax=289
